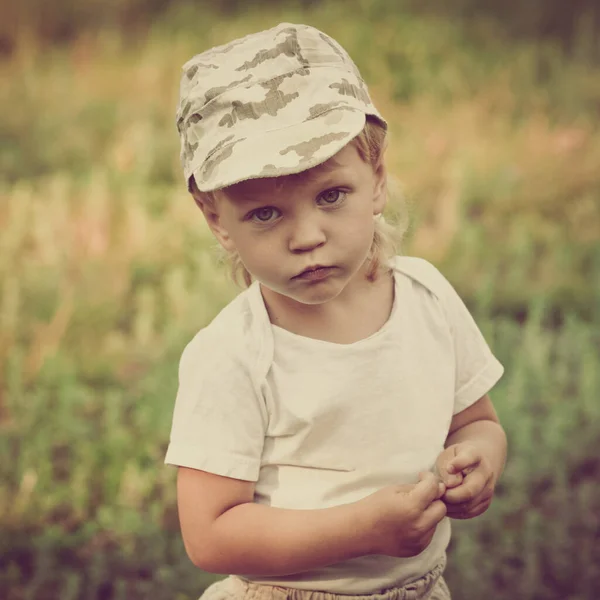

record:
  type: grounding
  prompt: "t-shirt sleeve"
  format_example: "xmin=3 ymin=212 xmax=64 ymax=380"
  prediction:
xmin=415 ymin=260 xmax=504 ymax=414
xmin=164 ymin=330 xmax=268 ymax=481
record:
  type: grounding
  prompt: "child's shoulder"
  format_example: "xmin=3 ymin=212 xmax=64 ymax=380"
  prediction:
xmin=180 ymin=283 xmax=271 ymax=375
xmin=391 ymin=255 xmax=455 ymax=301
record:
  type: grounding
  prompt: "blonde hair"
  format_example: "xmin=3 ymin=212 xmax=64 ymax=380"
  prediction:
xmin=189 ymin=116 xmax=406 ymax=288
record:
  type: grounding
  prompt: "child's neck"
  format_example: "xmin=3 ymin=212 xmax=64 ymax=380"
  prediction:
xmin=261 ymin=269 xmax=394 ymax=345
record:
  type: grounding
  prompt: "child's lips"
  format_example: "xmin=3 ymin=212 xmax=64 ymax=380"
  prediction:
xmin=293 ymin=265 xmax=336 ymax=281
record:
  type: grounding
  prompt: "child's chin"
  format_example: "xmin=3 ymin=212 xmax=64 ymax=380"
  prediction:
xmin=295 ymin=288 xmax=343 ymax=306
xmin=261 ymin=279 xmax=344 ymax=307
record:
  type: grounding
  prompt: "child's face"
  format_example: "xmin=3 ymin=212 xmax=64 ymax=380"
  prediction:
xmin=204 ymin=142 xmax=387 ymax=306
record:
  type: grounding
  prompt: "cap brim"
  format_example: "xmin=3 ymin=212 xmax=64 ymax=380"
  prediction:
xmin=191 ymin=108 xmax=376 ymax=192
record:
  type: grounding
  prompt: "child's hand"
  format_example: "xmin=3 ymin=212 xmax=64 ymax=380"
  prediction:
xmin=360 ymin=472 xmax=447 ymax=558
xmin=433 ymin=446 xmax=465 ymax=489
xmin=435 ymin=443 xmax=495 ymax=519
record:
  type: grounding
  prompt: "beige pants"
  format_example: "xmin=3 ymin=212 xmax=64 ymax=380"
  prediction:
xmin=200 ymin=557 xmax=451 ymax=600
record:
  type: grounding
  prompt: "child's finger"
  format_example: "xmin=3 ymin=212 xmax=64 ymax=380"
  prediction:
xmin=446 ymin=493 xmax=492 ymax=519
xmin=414 ymin=472 xmax=446 ymax=506
xmin=435 ymin=462 xmax=463 ymax=488
xmin=443 ymin=470 xmax=487 ymax=504
xmin=447 ymin=446 xmax=481 ymax=475
xmin=420 ymin=498 xmax=448 ymax=529
xmin=420 ymin=470 xmax=447 ymax=498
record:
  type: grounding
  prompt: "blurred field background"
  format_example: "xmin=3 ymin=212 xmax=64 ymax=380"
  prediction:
xmin=1 ymin=1 xmax=600 ymax=599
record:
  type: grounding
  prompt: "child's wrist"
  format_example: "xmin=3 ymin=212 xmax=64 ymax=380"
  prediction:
xmin=355 ymin=494 xmax=389 ymax=556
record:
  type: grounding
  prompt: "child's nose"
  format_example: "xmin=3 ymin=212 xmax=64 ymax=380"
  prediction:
xmin=288 ymin=216 xmax=326 ymax=253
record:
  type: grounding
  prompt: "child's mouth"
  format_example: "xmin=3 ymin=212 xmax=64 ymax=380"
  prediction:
xmin=294 ymin=266 xmax=336 ymax=281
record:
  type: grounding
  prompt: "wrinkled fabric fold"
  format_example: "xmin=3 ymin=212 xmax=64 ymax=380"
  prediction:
xmin=200 ymin=556 xmax=450 ymax=600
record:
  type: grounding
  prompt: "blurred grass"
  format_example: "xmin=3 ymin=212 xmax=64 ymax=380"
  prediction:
xmin=1 ymin=2 xmax=600 ymax=599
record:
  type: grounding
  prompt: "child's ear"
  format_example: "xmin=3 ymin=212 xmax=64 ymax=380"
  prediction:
xmin=372 ymin=160 xmax=387 ymax=215
xmin=194 ymin=195 xmax=236 ymax=252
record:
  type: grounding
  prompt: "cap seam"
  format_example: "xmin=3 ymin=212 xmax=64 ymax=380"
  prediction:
xmin=194 ymin=63 xmax=365 ymax=115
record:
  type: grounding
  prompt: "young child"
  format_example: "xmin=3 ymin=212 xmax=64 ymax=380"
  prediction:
xmin=165 ymin=23 xmax=507 ymax=600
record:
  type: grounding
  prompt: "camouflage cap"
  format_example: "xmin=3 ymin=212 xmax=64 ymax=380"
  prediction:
xmin=176 ymin=22 xmax=387 ymax=192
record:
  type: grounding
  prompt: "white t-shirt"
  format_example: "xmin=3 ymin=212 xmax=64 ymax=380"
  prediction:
xmin=165 ymin=256 xmax=504 ymax=594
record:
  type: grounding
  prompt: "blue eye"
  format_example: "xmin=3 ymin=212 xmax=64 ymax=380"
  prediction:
xmin=318 ymin=189 xmax=346 ymax=205
xmin=250 ymin=207 xmax=279 ymax=222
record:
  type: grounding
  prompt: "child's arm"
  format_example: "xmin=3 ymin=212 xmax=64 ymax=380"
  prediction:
xmin=435 ymin=394 xmax=507 ymax=519
xmin=177 ymin=466 xmax=447 ymax=576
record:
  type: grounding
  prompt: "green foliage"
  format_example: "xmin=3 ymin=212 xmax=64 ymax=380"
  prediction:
xmin=1 ymin=3 xmax=599 ymax=599
xmin=410 ymin=0 xmax=600 ymax=63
